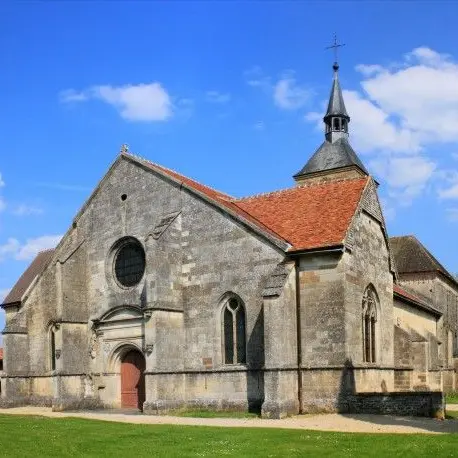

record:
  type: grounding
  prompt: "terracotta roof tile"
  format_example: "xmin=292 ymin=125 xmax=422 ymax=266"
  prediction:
xmin=234 ymin=178 xmax=368 ymax=251
xmin=2 ymin=249 xmax=55 ymax=306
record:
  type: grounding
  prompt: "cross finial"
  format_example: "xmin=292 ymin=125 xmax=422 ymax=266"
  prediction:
xmin=325 ymin=33 xmax=345 ymax=70
xmin=120 ymin=144 xmax=129 ymax=154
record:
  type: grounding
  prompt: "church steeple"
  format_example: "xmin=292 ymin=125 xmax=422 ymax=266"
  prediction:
xmin=293 ymin=55 xmax=369 ymax=185
xmin=323 ymin=63 xmax=350 ymax=143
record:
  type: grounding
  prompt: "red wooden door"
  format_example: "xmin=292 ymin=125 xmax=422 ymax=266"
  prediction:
xmin=121 ymin=350 xmax=146 ymax=410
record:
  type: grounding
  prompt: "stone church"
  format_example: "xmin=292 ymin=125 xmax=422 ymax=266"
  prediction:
xmin=1 ymin=62 xmax=456 ymax=418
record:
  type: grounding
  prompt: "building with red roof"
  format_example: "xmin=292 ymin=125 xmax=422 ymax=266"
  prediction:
xmin=0 ymin=61 xmax=451 ymax=418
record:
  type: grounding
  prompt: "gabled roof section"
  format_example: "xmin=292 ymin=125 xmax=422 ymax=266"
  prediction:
xmin=235 ymin=177 xmax=369 ymax=252
xmin=393 ymin=284 xmax=442 ymax=317
xmin=390 ymin=235 xmax=457 ymax=286
xmin=1 ymin=249 xmax=55 ymax=307
xmin=124 ymin=153 xmax=368 ymax=253
xmin=294 ymin=138 xmax=369 ymax=178
xmin=122 ymin=153 xmax=290 ymax=251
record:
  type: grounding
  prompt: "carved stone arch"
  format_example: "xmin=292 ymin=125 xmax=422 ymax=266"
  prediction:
xmin=98 ymin=304 xmax=144 ymax=323
xmin=107 ymin=342 xmax=145 ymax=373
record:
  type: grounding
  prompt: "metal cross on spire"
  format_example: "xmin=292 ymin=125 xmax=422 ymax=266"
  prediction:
xmin=325 ymin=34 xmax=345 ymax=70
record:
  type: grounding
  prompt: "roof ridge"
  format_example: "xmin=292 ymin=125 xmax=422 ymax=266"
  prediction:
xmin=123 ymin=152 xmax=234 ymax=200
xmin=235 ymin=176 xmax=368 ymax=202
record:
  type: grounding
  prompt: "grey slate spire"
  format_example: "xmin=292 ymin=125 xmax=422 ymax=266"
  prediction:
xmin=294 ymin=63 xmax=369 ymax=181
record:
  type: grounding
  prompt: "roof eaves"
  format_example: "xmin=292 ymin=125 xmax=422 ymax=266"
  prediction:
xmin=393 ymin=285 xmax=442 ymax=317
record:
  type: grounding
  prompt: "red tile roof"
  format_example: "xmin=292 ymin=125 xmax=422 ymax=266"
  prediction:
xmin=235 ymin=178 xmax=368 ymax=251
xmin=129 ymin=153 xmax=369 ymax=252
xmin=0 ymin=348 xmax=3 ymax=360
xmin=393 ymin=284 xmax=441 ymax=316
xmin=2 ymin=249 xmax=55 ymax=306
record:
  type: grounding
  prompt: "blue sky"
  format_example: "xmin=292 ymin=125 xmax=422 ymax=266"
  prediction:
xmin=1 ymin=2 xmax=458 ymax=333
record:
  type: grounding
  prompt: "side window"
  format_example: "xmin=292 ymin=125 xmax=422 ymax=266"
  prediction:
xmin=222 ymin=296 xmax=246 ymax=365
xmin=362 ymin=285 xmax=378 ymax=363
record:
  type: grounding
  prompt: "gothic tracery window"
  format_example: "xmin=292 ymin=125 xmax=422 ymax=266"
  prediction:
xmin=222 ymin=296 xmax=246 ymax=365
xmin=362 ymin=285 xmax=378 ymax=363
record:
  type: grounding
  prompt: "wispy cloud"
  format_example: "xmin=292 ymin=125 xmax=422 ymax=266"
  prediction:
xmin=60 ymin=82 xmax=173 ymax=122
xmin=245 ymin=66 xmax=312 ymax=110
xmin=0 ymin=288 xmax=10 ymax=302
xmin=206 ymin=91 xmax=231 ymax=104
xmin=446 ymin=208 xmax=458 ymax=222
xmin=12 ymin=205 xmax=44 ymax=216
xmin=0 ymin=235 xmax=62 ymax=262
xmin=35 ymin=182 xmax=91 ymax=192
xmin=273 ymin=72 xmax=312 ymax=110
xmin=0 ymin=172 xmax=5 ymax=213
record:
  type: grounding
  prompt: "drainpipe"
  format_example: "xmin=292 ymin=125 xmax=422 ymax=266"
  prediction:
xmin=295 ymin=258 xmax=303 ymax=414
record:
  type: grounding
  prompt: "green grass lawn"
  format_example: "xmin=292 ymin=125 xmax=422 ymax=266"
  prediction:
xmin=0 ymin=414 xmax=456 ymax=457
xmin=446 ymin=392 xmax=458 ymax=404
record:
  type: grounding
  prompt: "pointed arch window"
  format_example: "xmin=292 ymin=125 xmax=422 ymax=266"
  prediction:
xmin=222 ymin=296 xmax=246 ymax=365
xmin=362 ymin=286 xmax=378 ymax=363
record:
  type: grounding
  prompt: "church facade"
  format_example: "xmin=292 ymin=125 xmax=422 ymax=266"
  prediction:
xmin=1 ymin=63 xmax=454 ymax=418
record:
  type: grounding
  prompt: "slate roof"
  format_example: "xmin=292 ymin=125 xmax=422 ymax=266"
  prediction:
xmin=294 ymin=138 xmax=369 ymax=178
xmin=2 ymin=249 xmax=55 ymax=307
xmin=393 ymin=284 xmax=442 ymax=317
xmin=128 ymin=153 xmax=369 ymax=252
xmin=325 ymin=66 xmax=349 ymax=119
xmin=390 ymin=235 xmax=457 ymax=285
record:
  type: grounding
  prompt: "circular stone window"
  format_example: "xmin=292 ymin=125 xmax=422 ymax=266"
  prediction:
xmin=114 ymin=240 xmax=146 ymax=287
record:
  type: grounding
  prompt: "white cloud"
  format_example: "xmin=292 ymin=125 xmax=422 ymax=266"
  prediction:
xmin=59 ymin=89 xmax=89 ymax=103
xmin=245 ymin=67 xmax=312 ymax=110
xmin=12 ymin=205 xmax=44 ymax=216
xmin=0 ymin=288 xmax=10 ymax=302
xmin=0 ymin=238 xmax=20 ymax=261
xmin=439 ymin=183 xmax=458 ymax=199
xmin=206 ymin=91 xmax=231 ymax=104
xmin=0 ymin=172 xmax=5 ymax=187
xmin=61 ymin=82 xmax=173 ymax=122
xmin=244 ymin=66 xmax=271 ymax=89
xmin=358 ymin=47 xmax=458 ymax=144
xmin=0 ymin=235 xmax=62 ymax=262
xmin=274 ymin=73 xmax=312 ymax=110
xmin=446 ymin=208 xmax=458 ymax=222
xmin=15 ymin=235 xmax=62 ymax=261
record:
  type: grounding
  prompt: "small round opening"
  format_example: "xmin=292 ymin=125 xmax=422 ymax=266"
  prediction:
xmin=121 ymin=194 xmax=127 ymax=201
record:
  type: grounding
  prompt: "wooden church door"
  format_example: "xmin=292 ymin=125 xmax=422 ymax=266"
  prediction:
xmin=121 ymin=350 xmax=146 ymax=410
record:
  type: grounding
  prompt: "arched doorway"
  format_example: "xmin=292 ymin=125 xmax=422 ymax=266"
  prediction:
xmin=121 ymin=349 xmax=146 ymax=410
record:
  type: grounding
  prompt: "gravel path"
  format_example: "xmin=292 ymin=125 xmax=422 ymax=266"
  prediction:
xmin=0 ymin=407 xmax=456 ymax=434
